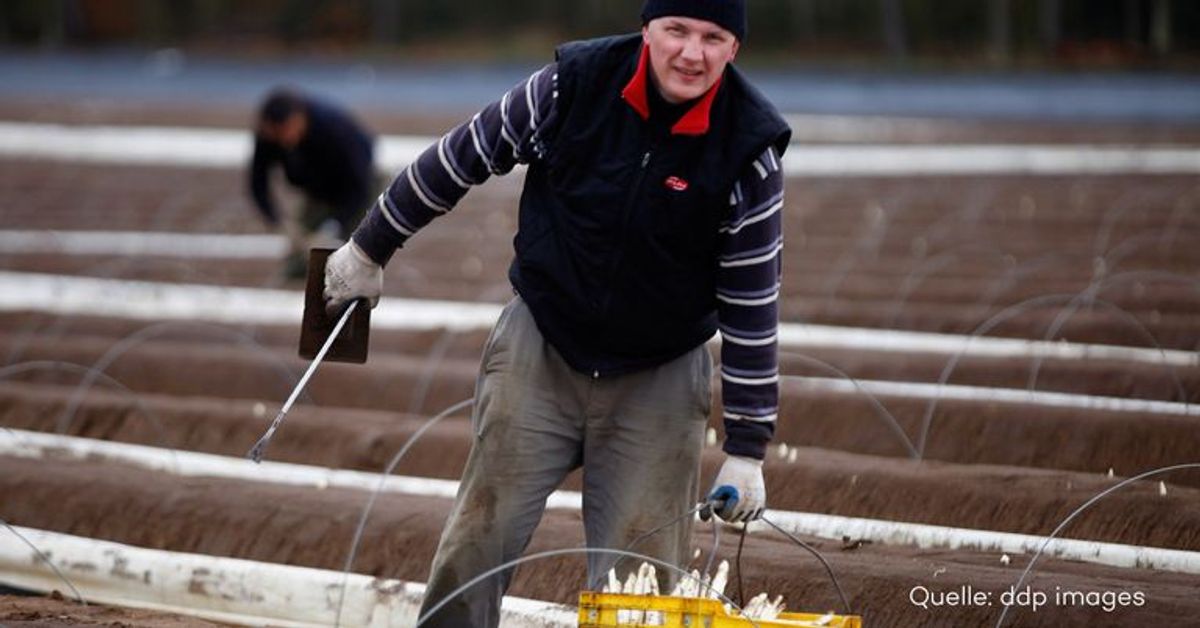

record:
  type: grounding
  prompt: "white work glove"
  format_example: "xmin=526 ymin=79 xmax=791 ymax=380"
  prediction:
xmin=323 ymin=240 xmax=383 ymax=318
xmin=705 ymin=455 xmax=765 ymax=523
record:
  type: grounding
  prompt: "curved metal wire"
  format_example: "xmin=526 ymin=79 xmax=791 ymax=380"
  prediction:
xmin=1 ymin=519 xmax=86 ymax=605
xmin=819 ymin=200 xmax=896 ymax=314
xmin=406 ymin=328 xmax=460 ymax=417
xmin=963 ymin=250 xmax=1086 ymax=333
xmin=1090 ymin=188 xmax=1148 ymax=259
xmin=760 ymin=515 xmax=853 ymax=615
xmin=882 ymin=243 xmax=1008 ymax=328
xmin=589 ymin=503 xmax=707 ymax=592
xmin=1026 ymin=279 xmax=1192 ymax=402
xmin=1100 ymin=231 xmax=1180 ymax=278
xmin=779 ymin=352 xmax=919 ymax=459
xmin=56 ymin=321 xmax=308 ymax=436
xmin=0 ymin=253 xmax=218 ymax=369
xmin=995 ymin=463 xmax=1200 ymax=628
xmin=2 ymin=257 xmax=233 ymax=367
xmin=0 ymin=361 xmax=179 ymax=472
xmin=334 ymin=398 xmax=474 ymax=628
xmin=916 ymin=293 xmax=1184 ymax=458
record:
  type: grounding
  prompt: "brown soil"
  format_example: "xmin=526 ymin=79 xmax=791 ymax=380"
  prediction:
xmin=0 ymin=592 xmax=222 ymax=627
xmin=2 ymin=109 xmax=1199 ymax=625
xmin=3 ymin=327 xmax=1198 ymax=482
xmin=2 ymin=455 xmax=1199 ymax=628
xmin=5 ymin=379 xmax=1200 ymax=550
xmin=3 ymin=157 xmax=1196 ymax=348
xmin=3 ymin=312 xmax=1195 ymax=404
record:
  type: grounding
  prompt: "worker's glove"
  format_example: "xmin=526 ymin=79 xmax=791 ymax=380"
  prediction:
xmin=703 ymin=455 xmax=765 ymax=523
xmin=324 ymin=240 xmax=382 ymax=318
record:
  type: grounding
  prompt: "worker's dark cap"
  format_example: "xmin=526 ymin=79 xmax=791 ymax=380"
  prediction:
xmin=641 ymin=0 xmax=746 ymax=41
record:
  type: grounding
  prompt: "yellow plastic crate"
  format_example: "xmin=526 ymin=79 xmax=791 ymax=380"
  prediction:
xmin=578 ymin=592 xmax=863 ymax=627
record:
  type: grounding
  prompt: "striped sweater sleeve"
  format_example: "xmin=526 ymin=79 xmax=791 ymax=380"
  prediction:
xmin=717 ymin=146 xmax=784 ymax=460
xmin=352 ymin=64 xmax=559 ymax=265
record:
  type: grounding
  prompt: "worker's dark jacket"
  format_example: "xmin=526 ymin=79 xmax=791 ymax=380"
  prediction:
xmin=510 ymin=34 xmax=791 ymax=376
xmin=249 ymin=99 xmax=375 ymax=228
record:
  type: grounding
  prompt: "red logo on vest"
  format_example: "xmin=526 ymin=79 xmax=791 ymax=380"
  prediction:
xmin=664 ymin=176 xmax=689 ymax=192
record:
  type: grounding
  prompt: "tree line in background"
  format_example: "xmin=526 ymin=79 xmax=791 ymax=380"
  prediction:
xmin=1 ymin=0 xmax=1196 ymax=66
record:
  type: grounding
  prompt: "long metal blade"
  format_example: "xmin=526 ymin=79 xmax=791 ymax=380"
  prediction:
xmin=247 ymin=299 xmax=360 ymax=463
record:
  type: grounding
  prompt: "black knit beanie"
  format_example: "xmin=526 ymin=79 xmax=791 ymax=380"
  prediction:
xmin=641 ymin=0 xmax=747 ymax=41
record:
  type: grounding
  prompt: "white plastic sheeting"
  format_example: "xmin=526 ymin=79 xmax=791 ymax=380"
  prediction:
xmin=2 ymin=121 xmax=1200 ymax=176
xmin=755 ymin=510 xmax=1200 ymax=576
xmin=0 ymin=230 xmax=287 ymax=259
xmin=0 ymin=428 xmax=583 ymax=511
xmin=0 ymin=122 xmax=429 ymax=174
xmin=0 ymin=270 xmax=1192 ymax=369
xmin=0 ymin=270 xmax=500 ymax=331
xmin=4 ymin=429 xmax=1200 ymax=576
xmin=0 ymin=525 xmax=576 ymax=627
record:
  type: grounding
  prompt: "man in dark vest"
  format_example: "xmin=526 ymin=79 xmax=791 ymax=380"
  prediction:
xmin=249 ymin=88 xmax=376 ymax=279
xmin=324 ymin=1 xmax=790 ymax=625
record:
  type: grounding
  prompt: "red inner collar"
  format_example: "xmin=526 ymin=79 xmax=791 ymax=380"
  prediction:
xmin=620 ymin=43 xmax=722 ymax=136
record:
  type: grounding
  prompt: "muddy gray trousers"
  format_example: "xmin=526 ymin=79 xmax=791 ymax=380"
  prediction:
xmin=417 ymin=297 xmax=712 ymax=628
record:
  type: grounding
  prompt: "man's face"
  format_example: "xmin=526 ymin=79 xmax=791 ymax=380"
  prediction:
xmin=260 ymin=112 xmax=307 ymax=149
xmin=642 ymin=16 xmax=739 ymax=104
